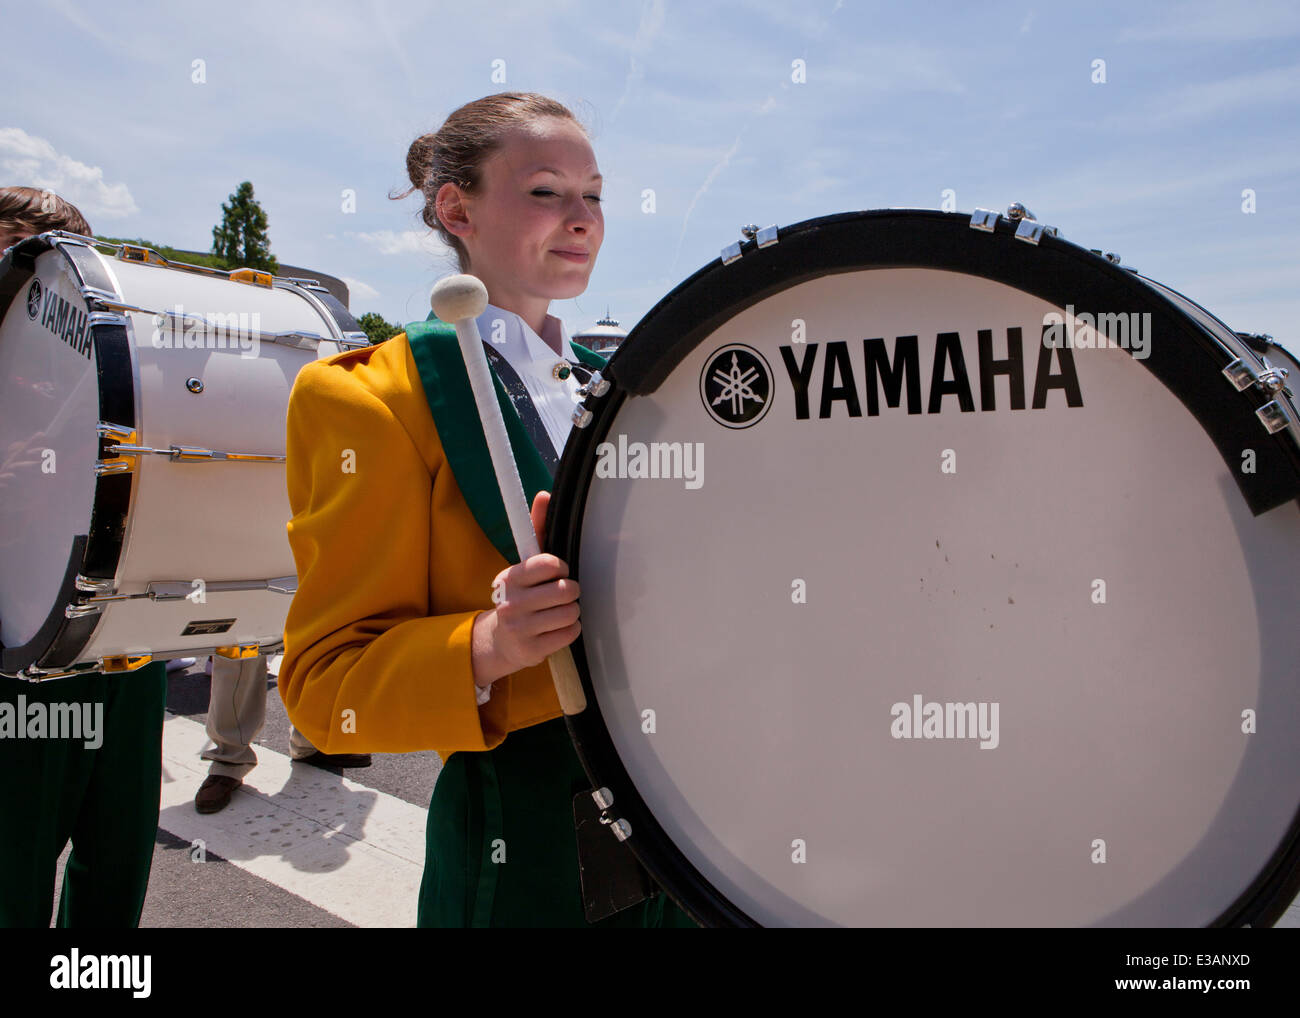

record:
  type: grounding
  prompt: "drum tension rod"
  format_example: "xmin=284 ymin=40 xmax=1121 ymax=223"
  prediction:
xmin=570 ymin=371 xmax=613 ymax=430
xmin=1226 ymin=359 xmax=1291 ymax=395
xmin=721 ymin=224 xmax=779 ymax=265
xmin=968 ymin=203 xmax=1060 ymax=246
xmin=591 ymin=787 xmax=633 ymax=842
xmin=1222 ymin=357 xmax=1294 ymax=434
xmin=576 ymin=370 xmax=611 ymax=399
xmin=98 ymin=437 xmax=286 ymax=465
xmin=68 ymin=576 xmax=299 ymax=607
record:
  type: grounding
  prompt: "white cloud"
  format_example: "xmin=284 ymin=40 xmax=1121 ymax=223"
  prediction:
xmin=0 ymin=127 xmax=138 ymax=219
xmin=351 ymin=229 xmax=443 ymax=255
xmin=342 ymin=276 xmax=380 ymax=301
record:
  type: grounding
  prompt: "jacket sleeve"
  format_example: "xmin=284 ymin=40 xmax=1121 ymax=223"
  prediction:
xmin=277 ymin=357 xmax=505 ymax=756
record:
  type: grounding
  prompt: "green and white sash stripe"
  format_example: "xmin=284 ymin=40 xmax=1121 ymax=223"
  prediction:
xmin=403 ymin=315 xmax=607 ymax=566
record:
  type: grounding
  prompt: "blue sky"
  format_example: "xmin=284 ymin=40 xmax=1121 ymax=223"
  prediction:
xmin=4 ymin=0 xmax=1297 ymax=344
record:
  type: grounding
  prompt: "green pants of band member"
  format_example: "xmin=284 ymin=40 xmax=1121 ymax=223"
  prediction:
xmin=0 ymin=662 xmax=167 ymax=928
xmin=418 ymin=717 xmax=699 ymax=928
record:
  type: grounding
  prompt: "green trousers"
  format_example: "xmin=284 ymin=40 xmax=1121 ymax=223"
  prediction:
xmin=0 ymin=662 xmax=167 ymax=927
xmin=418 ymin=717 xmax=699 ymax=927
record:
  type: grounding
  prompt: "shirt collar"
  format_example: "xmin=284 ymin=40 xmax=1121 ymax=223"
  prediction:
xmin=481 ymin=302 xmax=575 ymax=366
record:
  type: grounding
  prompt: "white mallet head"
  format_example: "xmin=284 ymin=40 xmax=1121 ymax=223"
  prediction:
xmin=430 ymin=274 xmax=489 ymax=323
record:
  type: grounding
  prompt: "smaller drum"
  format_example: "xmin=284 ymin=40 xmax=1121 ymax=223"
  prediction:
xmin=0 ymin=232 xmax=367 ymax=680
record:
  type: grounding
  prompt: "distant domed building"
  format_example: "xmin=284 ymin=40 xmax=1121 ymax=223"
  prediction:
xmin=572 ymin=308 xmax=627 ymax=355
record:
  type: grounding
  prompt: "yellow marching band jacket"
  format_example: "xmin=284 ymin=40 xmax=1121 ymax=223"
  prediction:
xmin=278 ymin=316 xmax=606 ymax=762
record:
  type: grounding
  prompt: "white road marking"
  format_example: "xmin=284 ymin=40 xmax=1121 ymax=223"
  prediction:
xmin=159 ymin=714 xmax=426 ymax=927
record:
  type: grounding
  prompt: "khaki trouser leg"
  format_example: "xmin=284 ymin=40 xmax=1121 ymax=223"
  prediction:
xmin=200 ymin=654 xmax=266 ymax=780
xmin=201 ymin=655 xmax=319 ymax=777
xmin=288 ymin=722 xmax=317 ymax=760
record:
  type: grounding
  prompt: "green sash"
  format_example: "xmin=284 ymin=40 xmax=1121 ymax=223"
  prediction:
xmin=404 ymin=314 xmax=606 ymax=565
xmin=406 ymin=314 xmax=634 ymax=926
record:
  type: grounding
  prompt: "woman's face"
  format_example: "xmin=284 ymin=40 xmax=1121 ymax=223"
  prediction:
xmin=447 ymin=117 xmax=604 ymax=309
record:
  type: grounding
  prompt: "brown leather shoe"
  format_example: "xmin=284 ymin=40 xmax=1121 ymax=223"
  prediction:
xmin=295 ymin=751 xmax=372 ymax=771
xmin=195 ymin=774 xmax=242 ymax=814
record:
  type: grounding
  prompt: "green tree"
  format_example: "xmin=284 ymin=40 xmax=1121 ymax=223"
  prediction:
xmin=357 ymin=311 xmax=401 ymax=345
xmin=211 ymin=181 xmax=279 ymax=273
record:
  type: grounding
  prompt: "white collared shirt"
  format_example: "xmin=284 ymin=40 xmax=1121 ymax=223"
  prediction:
xmin=474 ymin=302 xmax=584 ymax=458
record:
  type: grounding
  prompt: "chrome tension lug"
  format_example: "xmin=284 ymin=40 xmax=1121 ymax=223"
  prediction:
xmin=1223 ymin=358 xmax=1258 ymax=392
xmin=723 ymin=223 xmax=777 ymax=263
xmin=1014 ymin=219 xmax=1059 ymax=245
xmin=576 ymin=371 xmax=611 ymax=399
xmin=1257 ymin=400 xmax=1292 ymax=434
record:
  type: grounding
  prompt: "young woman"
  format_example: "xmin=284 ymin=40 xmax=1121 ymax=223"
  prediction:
xmin=279 ymin=93 xmax=695 ymax=927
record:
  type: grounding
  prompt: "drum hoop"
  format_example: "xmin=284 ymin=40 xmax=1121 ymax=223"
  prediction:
xmin=276 ymin=278 xmax=371 ymax=350
xmin=0 ymin=236 xmax=137 ymax=676
xmin=547 ymin=208 xmax=1300 ymax=926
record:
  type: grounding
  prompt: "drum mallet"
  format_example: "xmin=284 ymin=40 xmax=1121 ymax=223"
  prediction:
xmin=430 ymin=274 xmax=587 ymax=715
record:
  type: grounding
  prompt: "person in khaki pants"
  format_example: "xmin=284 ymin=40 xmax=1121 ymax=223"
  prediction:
xmin=195 ymin=653 xmax=371 ymax=813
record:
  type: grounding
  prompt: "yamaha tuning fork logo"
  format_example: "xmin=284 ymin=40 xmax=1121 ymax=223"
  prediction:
xmin=26 ymin=278 xmax=42 ymax=319
xmin=700 ymin=343 xmax=773 ymax=428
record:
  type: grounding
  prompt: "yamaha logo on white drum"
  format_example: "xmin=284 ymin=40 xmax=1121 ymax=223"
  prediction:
xmin=699 ymin=343 xmax=773 ymax=428
xmin=25 ymin=278 xmax=42 ymax=319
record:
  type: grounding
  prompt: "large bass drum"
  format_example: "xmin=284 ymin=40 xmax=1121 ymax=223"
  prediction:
xmin=0 ymin=232 xmax=367 ymax=680
xmin=548 ymin=208 xmax=1300 ymax=926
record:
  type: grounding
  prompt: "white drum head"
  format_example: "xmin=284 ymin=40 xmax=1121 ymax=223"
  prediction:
xmin=0 ymin=248 xmax=98 ymax=647
xmin=552 ymin=218 xmax=1300 ymax=927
